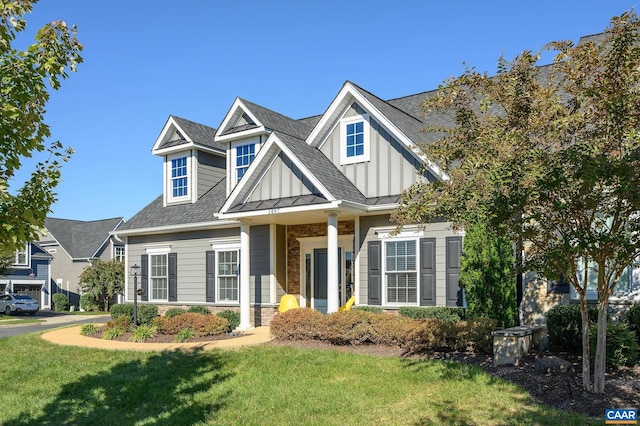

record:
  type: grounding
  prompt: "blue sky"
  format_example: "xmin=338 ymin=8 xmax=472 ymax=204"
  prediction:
xmin=12 ymin=0 xmax=637 ymax=221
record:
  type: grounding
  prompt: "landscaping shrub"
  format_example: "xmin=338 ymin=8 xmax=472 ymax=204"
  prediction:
xmin=625 ymin=303 xmax=640 ymax=343
xmin=80 ymin=294 xmax=98 ymax=312
xmin=589 ymin=322 xmax=639 ymax=368
xmin=547 ymin=304 xmax=599 ymax=352
xmin=138 ymin=305 xmax=159 ymax=325
xmin=270 ymin=308 xmax=325 ymax=340
xmin=175 ymin=328 xmax=194 ymax=343
xmin=402 ymin=318 xmax=446 ymax=353
xmin=187 ymin=305 xmax=211 ymax=315
xmin=52 ymin=293 xmax=69 ymax=312
xmin=322 ymin=310 xmax=376 ymax=345
xmin=164 ymin=308 xmax=186 ymax=318
xmin=442 ymin=318 xmax=497 ymax=353
xmin=353 ymin=306 xmax=384 ymax=314
xmin=369 ymin=314 xmax=415 ymax=346
xmin=110 ymin=304 xmax=134 ymax=321
xmin=217 ymin=309 xmax=240 ymax=332
xmin=80 ymin=323 xmax=99 ymax=335
xmin=158 ymin=313 xmax=228 ymax=337
xmin=102 ymin=321 xmax=127 ymax=340
xmin=399 ymin=306 xmax=463 ymax=323
xmin=130 ymin=325 xmax=157 ymax=343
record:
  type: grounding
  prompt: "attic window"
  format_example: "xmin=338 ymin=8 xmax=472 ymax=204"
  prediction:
xmin=340 ymin=114 xmax=370 ymax=165
xmin=166 ymin=152 xmax=192 ymax=204
xmin=236 ymin=143 xmax=255 ymax=182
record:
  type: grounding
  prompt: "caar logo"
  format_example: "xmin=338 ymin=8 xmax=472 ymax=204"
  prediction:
xmin=605 ymin=409 xmax=637 ymax=425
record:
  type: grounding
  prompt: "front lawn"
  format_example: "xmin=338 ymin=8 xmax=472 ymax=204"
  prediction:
xmin=0 ymin=333 xmax=596 ymax=425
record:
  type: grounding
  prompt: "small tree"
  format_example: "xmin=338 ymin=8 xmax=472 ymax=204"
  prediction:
xmin=78 ymin=259 xmax=124 ymax=312
xmin=460 ymin=220 xmax=517 ymax=328
xmin=0 ymin=1 xmax=82 ymax=253
xmin=393 ymin=12 xmax=640 ymax=393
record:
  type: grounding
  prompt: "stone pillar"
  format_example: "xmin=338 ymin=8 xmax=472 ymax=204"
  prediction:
xmin=238 ymin=222 xmax=253 ymax=330
xmin=327 ymin=213 xmax=339 ymax=313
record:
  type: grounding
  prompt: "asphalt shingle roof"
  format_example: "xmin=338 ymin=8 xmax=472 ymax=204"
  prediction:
xmin=44 ymin=217 xmax=124 ymax=259
xmin=238 ymin=98 xmax=313 ymax=140
xmin=170 ymin=116 xmax=225 ymax=153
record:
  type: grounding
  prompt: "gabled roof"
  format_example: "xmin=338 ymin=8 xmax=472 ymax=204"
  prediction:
xmin=44 ymin=217 xmax=124 ymax=259
xmin=116 ymin=179 xmax=232 ymax=234
xmin=153 ymin=115 xmax=225 ymax=155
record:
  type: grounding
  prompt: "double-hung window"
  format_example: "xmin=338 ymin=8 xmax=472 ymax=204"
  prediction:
xmin=13 ymin=244 xmax=29 ymax=267
xmin=114 ymin=246 xmax=125 ymax=262
xmin=385 ymin=240 xmax=417 ymax=304
xmin=217 ymin=250 xmax=239 ymax=302
xmin=236 ymin=144 xmax=255 ymax=182
xmin=171 ymin=156 xmax=188 ymax=198
xmin=150 ymin=254 xmax=168 ymax=300
xmin=340 ymin=114 xmax=370 ymax=165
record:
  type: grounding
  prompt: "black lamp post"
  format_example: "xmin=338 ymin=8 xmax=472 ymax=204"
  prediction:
xmin=130 ymin=264 xmax=140 ymax=327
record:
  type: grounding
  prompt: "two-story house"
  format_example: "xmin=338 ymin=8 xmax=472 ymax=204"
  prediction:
xmin=0 ymin=242 xmax=53 ymax=309
xmin=115 ymin=81 xmax=464 ymax=329
xmin=38 ymin=217 xmax=126 ymax=308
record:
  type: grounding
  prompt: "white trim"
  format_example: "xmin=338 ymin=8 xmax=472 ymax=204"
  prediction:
xmin=91 ymin=218 xmax=126 ymax=258
xmin=354 ymin=216 xmax=360 ymax=305
xmin=380 ymin=236 xmax=421 ymax=306
xmin=376 ymin=225 xmax=425 ymax=240
xmin=339 ymin=114 xmax=370 ymax=165
xmin=215 ymin=98 xmax=265 ymax=143
xmin=210 ymin=237 xmax=241 ymax=251
xmin=165 ymin=151 xmax=194 ymax=205
xmin=214 ymin=248 xmax=240 ymax=304
xmin=144 ymin=245 xmax=171 ymax=255
xmin=113 ymin=220 xmax=240 ymax=237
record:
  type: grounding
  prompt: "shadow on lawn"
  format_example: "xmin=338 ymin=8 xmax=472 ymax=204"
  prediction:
xmin=7 ymin=348 xmax=233 ymax=426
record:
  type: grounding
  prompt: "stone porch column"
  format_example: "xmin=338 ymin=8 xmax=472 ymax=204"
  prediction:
xmin=327 ymin=213 xmax=339 ymax=313
xmin=238 ymin=222 xmax=253 ymax=330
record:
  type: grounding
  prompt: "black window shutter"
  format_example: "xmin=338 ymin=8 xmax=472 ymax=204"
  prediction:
xmin=368 ymin=240 xmax=382 ymax=305
xmin=168 ymin=253 xmax=178 ymax=302
xmin=446 ymin=236 xmax=462 ymax=306
xmin=206 ymin=250 xmax=215 ymax=303
xmin=420 ymin=238 xmax=436 ymax=306
xmin=141 ymin=254 xmax=149 ymax=301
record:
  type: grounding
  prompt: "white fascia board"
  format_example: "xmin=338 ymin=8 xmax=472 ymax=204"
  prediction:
xmin=91 ymin=219 xmax=126 ymax=258
xmin=214 ymin=98 xmax=264 ymax=142
xmin=214 ymin=126 xmax=267 ymax=143
xmin=113 ymin=220 xmax=240 ymax=237
xmin=306 ymin=82 xmax=353 ymax=145
xmin=217 ymin=200 xmax=342 ymax=220
xmin=154 ymin=143 xmax=223 ymax=156
xmin=151 ymin=116 xmax=192 ymax=152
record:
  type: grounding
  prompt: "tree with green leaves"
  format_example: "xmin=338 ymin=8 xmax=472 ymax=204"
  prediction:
xmin=78 ymin=259 xmax=124 ymax=312
xmin=1 ymin=1 xmax=82 ymax=253
xmin=460 ymin=219 xmax=517 ymax=328
xmin=392 ymin=12 xmax=640 ymax=393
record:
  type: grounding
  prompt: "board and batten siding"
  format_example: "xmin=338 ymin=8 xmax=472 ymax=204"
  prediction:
xmin=197 ymin=151 xmax=226 ymax=198
xmin=128 ymin=228 xmax=239 ymax=303
xmin=358 ymin=214 xmax=460 ymax=307
xmin=320 ymin=103 xmax=434 ymax=198
xmin=247 ymin=152 xmax=318 ymax=202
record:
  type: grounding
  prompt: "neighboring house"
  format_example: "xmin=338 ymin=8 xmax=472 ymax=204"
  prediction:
xmin=115 ymin=81 xmax=464 ymax=329
xmin=0 ymin=242 xmax=53 ymax=309
xmin=38 ymin=217 xmax=126 ymax=307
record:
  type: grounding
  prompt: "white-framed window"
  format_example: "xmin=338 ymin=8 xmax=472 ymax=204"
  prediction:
xmin=217 ymin=250 xmax=239 ymax=302
xmin=340 ymin=114 xmax=370 ymax=165
xmin=235 ymin=143 xmax=255 ymax=182
xmin=13 ymin=243 xmax=29 ymax=267
xmin=150 ymin=254 xmax=168 ymax=301
xmin=384 ymin=239 xmax=418 ymax=304
xmin=114 ymin=246 xmax=125 ymax=262
xmin=166 ymin=152 xmax=192 ymax=204
xmin=573 ymin=257 xmax=640 ymax=300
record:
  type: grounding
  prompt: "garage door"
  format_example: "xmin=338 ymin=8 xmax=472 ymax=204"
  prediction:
xmin=13 ymin=285 xmax=42 ymax=304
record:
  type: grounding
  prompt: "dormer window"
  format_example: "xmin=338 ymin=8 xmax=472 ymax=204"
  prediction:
xmin=166 ymin=152 xmax=193 ymax=204
xmin=340 ymin=114 xmax=370 ymax=165
xmin=236 ymin=143 xmax=255 ymax=182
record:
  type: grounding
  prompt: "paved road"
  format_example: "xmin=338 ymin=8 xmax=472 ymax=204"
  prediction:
xmin=0 ymin=311 xmax=107 ymax=339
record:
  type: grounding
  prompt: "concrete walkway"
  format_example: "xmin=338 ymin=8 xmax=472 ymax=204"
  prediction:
xmin=41 ymin=324 xmax=273 ymax=352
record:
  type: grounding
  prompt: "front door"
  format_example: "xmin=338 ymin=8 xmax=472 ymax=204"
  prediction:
xmin=313 ymin=249 xmax=328 ymax=313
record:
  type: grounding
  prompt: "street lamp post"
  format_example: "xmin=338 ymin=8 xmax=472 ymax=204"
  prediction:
xmin=130 ymin=264 xmax=140 ymax=327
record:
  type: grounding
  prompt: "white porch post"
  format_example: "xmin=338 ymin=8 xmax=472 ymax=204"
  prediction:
xmin=238 ymin=222 xmax=253 ymax=330
xmin=327 ymin=213 xmax=339 ymax=313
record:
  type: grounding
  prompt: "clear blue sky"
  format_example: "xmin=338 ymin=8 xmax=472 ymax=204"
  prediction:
xmin=12 ymin=0 xmax=637 ymax=221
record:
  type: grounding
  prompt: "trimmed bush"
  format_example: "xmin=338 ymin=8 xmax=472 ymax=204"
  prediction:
xmin=547 ymin=304 xmax=599 ymax=352
xmin=80 ymin=294 xmax=98 ymax=312
xmin=217 ymin=310 xmax=240 ymax=331
xmin=110 ymin=304 xmax=134 ymax=321
xmin=442 ymin=318 xmax=497 ymax=353
xmin=158 ymin=313 xmax=228 ymax=337
xmin=369 ymin=314 xmax=415 ymax=346
xmin=187 ymin=305 xmax=211 ymax=315
xmin=323 ymin=310 xmax=376 ymax=345
xmin=270 ymin=308 xmax=325 ymax=341
xmin=399 ymin=306 xmax=463 ymax=323
xmin=402 ymin=318 xmax=446 ymax=353
xmin=52 ymin=293 xmax=69 ymax=312
xmin=164 ymin=308 xmax=186 ymax=318
xmin=130 ymin=325 xmax=157 ymax=343
xmin=589 ymin=322 xmax=639 ymax=368
xmin=353 ymin=306 xmax=384 ymax=314
xmin=110 ymin=304 xmax=158 ymax=326
xmin=625 ymin=303 xmax=640 ymax=343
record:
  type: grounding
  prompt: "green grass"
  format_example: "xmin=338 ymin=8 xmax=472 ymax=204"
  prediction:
xmin=0 ymin=316 xmax=43 ymax=325
xmin=0 ymin=333 xmax=597 ymax=426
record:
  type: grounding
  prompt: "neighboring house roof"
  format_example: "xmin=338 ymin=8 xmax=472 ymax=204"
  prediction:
xmin=44 ymin=217 xmax=125 ymax=259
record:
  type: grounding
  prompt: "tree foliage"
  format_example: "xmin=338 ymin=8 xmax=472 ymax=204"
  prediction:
xmin=460 ymin=220 xmax=517 ymax=328
xmin=392 ymin=11 xmax=640 ymax=393
xmin=0 ymin=1 xmax=82 ymax=253
xmin=79 ymin=259 xmax=124 ymax=312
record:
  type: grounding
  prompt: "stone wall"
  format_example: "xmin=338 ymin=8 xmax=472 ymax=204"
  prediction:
xmin=520 ymin=276 xmax=570 ymax=325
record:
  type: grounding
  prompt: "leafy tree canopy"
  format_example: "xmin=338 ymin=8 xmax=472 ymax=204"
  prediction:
xmin=78 ymin=259 xmax=124 ymax=312
xmin=392 ymin=11 xmax=640 ymax=393
xmin=1 ymin=1 xmax=82 ymax=253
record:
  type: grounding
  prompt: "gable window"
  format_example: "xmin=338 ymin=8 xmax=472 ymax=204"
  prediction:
xmin=171 ymin=156 xmax=188 ymax=198
xmin=13 ymin=244 xmax=29 ymax=267
xmin=114 ymin=246 xmax=125 ymax=262
xmin=236 ymin=143 xmax=255 ymax=182
xmin=385 ymin=240 xmax=417 ymax=304
xmin=217 ymin=250 xmax=239 ymax=302
xmin=150 ymin=254 xmax=168 ymax=300
xmin=340 ymin=114 xmax=370 ymax=165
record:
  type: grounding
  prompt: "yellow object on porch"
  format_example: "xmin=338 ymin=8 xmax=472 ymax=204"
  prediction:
xmin=278 ymin=294 xmax=300 ymax=313
xmin=338 ymin=295 xmax=355 ymax=312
